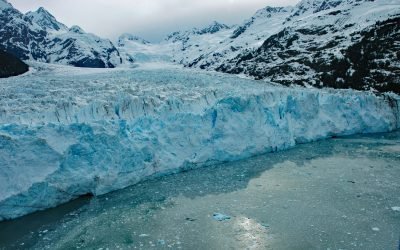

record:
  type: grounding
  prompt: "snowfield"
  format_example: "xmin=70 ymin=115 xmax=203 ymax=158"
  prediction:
xmin=0 ymin=62 xmax=399 ymax=220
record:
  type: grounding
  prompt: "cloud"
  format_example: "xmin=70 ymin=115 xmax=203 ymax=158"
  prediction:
xmin=8 ymin=0 xmax=299 ymax=42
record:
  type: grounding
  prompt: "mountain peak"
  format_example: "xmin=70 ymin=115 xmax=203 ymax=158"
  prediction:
xmin=69 ymin=25 xmax=85 ymax=34
xmin=26 ymin=6 xmax=68 ymax=32
xmin=256 ymin=6 xmax=291 ymax=15
xmin=291 ymin=0 xmax=355 ymax=17
xmin=291 ymin=0 xmax=325 ymax=17
xmin=33 ymin=7 xmax=54 ymax=18
xmin=290 ymin=0 xmax=365 ymax=18
xmin=37 ymin=7 xmax=47 ymax=13
xmin=197 ymin=21 xmax=231 ymax=35
xmin=314 ymin=0 xmax=345 ymax=13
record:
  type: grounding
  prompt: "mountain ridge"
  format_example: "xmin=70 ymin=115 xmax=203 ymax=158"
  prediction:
xmin=215 ymin=0 xmax=400 ymax=93
xmin=0 ymin=0 xmax=121 ymax=68
xmin=1 ymin=0 xmax=399 ymax=93
xmin=155 ymin=0 xmax=399 ymax=93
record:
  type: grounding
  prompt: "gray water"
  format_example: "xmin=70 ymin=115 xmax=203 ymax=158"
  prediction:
xmin=0 ymin=132 xmax=399 ymax=250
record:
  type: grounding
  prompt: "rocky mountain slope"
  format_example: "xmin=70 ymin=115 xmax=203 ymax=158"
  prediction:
xmin=161 ymin=0 xmax=400 ymax=93
xmin=218 ymin=0 xmax=400 ymax=93
xmin=0 ymin=0 xmax=121 ymax=68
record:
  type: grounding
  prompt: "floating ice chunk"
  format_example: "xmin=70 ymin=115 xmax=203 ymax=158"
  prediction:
xmin=391 ymin=207 xmax=400 ymax=212
xmin=372 ymin=227 xmax=380 ymax=232
xmin=213 ymin=213 xmax=231 ymax=221
xmin=262 ymin=223 xmax=270 ymax=228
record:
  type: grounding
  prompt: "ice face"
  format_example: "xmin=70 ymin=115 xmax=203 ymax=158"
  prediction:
xmin=0 ymin=131 xmax=399 ymax=249
xmin=0 ymin=63 xmax=399 ymax=220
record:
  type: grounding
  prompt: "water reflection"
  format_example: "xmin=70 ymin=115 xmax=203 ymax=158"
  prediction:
xmin=233 ymin=216 xmax=271 ymax=249
xmin=0 ymin=131 xmax=399 ymax=249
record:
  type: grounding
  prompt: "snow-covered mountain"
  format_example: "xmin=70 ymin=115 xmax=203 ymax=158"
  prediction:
xmin=159 ymin=0 xmax=400 ymax=93
xmin=117 ymin=33 xmax=171 ymax=65
xmin=0 ymin=0 xmax=121 ymax=68
xmin=159 ymin=8 xmax=292 ymax=68
xmin=2 ymin=0 xmax=399 ymax=89
xmin=160 ymin=11 xmax=292 ymax=69
xmin=25 ymin=7 xmax=68 ymax=33
xmin=217 ymin=0 xmax=400 ymax=93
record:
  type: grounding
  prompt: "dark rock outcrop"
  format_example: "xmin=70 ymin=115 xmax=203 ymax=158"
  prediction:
xmin=0 ymin=50 xmax=29 ymax=78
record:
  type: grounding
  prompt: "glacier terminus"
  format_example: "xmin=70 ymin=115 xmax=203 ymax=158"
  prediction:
xmin=0 ymin=63 xmax=399 ymax=220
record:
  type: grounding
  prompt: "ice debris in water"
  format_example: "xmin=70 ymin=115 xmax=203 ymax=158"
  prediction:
xmin=391 ymin=207 xmax=400 ymax=212
xmin=372 ymin=227 xmax=380 ymax=232
xmin=213 ymin=213 xmax=231 ymax=221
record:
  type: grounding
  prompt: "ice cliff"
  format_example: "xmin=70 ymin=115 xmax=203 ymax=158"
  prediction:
xmin=0 ymin=65 xmax=399 ymax=220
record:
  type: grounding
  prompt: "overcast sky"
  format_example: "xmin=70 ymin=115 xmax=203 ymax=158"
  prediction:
xmin=8 ymin=0 xmax=299 ymax=42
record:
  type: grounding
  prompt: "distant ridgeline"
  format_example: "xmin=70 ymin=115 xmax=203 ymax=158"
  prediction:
xmin=217 ymin=16 xmax=400 ymax=94
xmin=0 ymin=50 xmax=28 ymax=78
xmin=162 ymin=0 xmax=400 ymax=94
xmin=1 ymin=0 xmax=399 ymax=93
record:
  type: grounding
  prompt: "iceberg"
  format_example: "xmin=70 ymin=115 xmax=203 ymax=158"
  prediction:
xmin=0 ymin=63 xmax=399 ymax=220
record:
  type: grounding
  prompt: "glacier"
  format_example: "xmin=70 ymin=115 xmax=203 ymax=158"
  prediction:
xmin=0 ymin=63 xmax=399 ymax=221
